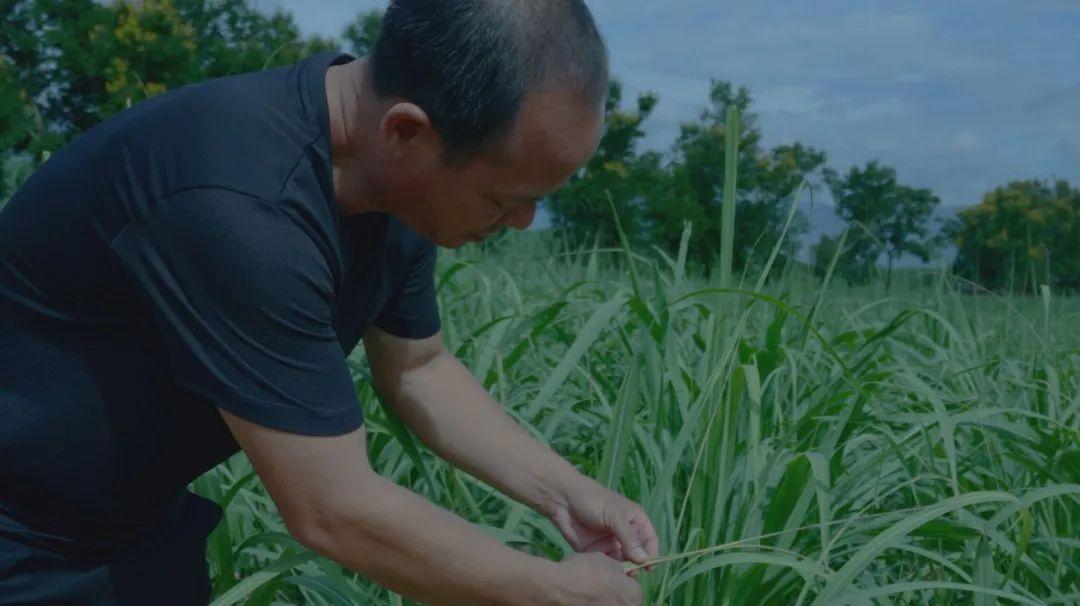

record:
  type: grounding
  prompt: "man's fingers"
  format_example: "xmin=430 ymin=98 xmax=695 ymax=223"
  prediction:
xmin=610 ymin=511 xmax=648 ymax=564
xmin=583 ymin=535 xmax=620 ymax=556
xmin=631 ymin=510 xmax=661 ymax=558
xmin=552 ymin=509 xmax=584 ymax=549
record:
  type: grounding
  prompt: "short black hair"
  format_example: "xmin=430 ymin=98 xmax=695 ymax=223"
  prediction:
xmin=371 ymin=0 xmax=609 ymax=160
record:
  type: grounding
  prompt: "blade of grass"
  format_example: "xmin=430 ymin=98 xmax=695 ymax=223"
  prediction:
xmin=719 ymin=104 xmax=741 ymax=289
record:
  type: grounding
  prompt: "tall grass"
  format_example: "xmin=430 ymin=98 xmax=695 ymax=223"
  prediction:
xmin=718 ymin=104 xmax=740 ymax=290
xmin=194 ymin=230 xmax=1080 ymax=605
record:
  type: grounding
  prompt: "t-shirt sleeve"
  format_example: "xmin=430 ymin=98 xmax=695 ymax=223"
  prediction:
xmin=373 ymin=242 xmax=441 ymax=340
xmin=109 ymin=188 xmax=364 ymax=436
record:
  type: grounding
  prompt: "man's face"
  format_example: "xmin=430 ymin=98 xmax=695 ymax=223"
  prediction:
xmin=382 ymin=89 xmax=605 ymax=248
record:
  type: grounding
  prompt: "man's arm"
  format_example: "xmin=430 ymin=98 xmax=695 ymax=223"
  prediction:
xmin=218 ymin=408 xmax=563 ymax=606
xmin=362 ymin=325 xmax=590 ymax=519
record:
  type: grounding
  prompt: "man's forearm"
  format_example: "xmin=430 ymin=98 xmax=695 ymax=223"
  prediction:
xmin=384 ymin=351 xmax=586 ymax=517
xmin=300 ymin=471 xmax=560 ymax=605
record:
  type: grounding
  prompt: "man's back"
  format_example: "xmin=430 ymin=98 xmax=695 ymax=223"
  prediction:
xmin=1 ymin=50 xmax=322 ymax=524
xmin=0 ymin=51 xmax=440 ymax=604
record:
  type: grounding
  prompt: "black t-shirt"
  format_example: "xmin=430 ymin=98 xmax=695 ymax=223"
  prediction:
xmin=0 ymin=52 xmax=439 ymax=554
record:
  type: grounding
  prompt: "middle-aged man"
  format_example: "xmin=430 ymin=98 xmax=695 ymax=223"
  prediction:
xmin=0 ymin=0 xmax=660 ymax=604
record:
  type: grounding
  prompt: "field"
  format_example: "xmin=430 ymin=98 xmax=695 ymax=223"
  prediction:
xmin=193 ymin=231 xmax=1080 ymax=605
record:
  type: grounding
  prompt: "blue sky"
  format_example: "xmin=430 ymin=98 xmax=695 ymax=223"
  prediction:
xmin=259 ymin=0 xmax=1079 ymax=214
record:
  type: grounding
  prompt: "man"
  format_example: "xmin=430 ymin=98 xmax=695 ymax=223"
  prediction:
xmin=0 ymin=0 xmax=660 ymax=604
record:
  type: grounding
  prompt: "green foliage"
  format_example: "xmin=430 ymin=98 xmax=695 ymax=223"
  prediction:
xmin=1 ymin=0 xmax=111 ymax=154
xmin=0 ymin=54 xmax=33 ymax=151
xmin=0 ymin=152 xmax=33 ymax=208
xmin=652 ymin=81 xmax=823 ymax=274
xmin=342 ymin=9 xmax=383 ymax=57
xmin=0 ymin=0 xmax=349 ymax=159
xmin=946 ymin=179 xmax=1080 ymax=293
xmin=547 ymin=80 xmax=825 ymax=278
xmin=195 ymin=233 xmax=1080 ymax=604
xmin=824 ymin=160 xmax=941 ymax=289
xmin=809 ymin=233 xmax=857 ymax=283
xmin=176 ymin=0 xmax=340 ymax=78
xmin=546 ymin=80 xmax=662 ymax=249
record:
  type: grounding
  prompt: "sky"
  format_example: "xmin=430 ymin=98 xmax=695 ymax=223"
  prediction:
xmin=258 ymin=0 xmax=1080 ymax=217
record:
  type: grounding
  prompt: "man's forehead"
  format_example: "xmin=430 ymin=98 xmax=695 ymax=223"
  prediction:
xmin=505 ymin=89 xmax=604 ymax=168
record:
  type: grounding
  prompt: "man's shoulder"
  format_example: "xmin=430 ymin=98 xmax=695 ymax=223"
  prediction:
xmin=93 ymin=55 xmax=337 ymax=206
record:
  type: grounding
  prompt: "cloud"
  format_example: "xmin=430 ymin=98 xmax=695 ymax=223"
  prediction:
xmin=845 ymin=98 xmax=911 ymax=123
xmin=950 ymin=132 xmax=984 ymax=152
xmin=1025 ymin=84 xmax=1080 ymax=118
xmin=755 ymin=86 xmax=830 ymax=115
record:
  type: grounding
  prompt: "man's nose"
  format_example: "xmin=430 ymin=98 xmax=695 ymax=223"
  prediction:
xmin=502 ymin=202 xmax=537 ymax=231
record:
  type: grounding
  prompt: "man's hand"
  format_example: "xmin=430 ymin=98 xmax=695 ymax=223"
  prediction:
xmin=544 ymin=475 xmax=660 ymax=577
xmin=363 ymin=325 xmax=661 ymax=578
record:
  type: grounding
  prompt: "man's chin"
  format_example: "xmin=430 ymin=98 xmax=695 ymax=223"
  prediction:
xmin=463 ymin=232 xmax=487 ymax=246
xmin=433 ymin=233 xmax=477 ymax=249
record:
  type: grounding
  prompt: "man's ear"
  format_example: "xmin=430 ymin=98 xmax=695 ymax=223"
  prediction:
xmin=379 ymin=102 xmax=441 ymax=161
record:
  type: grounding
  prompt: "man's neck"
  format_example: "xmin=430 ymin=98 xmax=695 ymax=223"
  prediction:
xmin=325 ymin=58 xmax=380 ymax=216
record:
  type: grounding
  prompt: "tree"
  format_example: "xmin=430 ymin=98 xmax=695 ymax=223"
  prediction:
xmin=1 ymin=0 xmax=114 ymax=155
xmin=0 ymin=153 xmax=33 ymax=209
xmin=811 ymin=234 xmax=852 ymax=283
xmin=0 ymin=48 xmax=33 ymax=152
xmin=945 ymin=180 xmax=1080 ymax=293
xmin=546 ymin=79 xmax=662 ymax=249
xmin=0 ymin=0 xmax=338 ymax=160
xmin=824 ymin=161 xmax=940 ymax=289
xmin=342 ymin=9 xmax=383 ymax=57
xmin=175 ymin=0 xmax=338 ymax=78
xmin=645 ymin=81 xmax=824 ymax=274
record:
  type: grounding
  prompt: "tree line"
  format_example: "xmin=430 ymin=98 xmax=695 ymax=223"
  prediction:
xmin=1 ymin=0 xmax=1076 ymax=293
